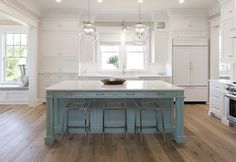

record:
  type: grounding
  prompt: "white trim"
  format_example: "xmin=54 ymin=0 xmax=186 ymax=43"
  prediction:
xmin=0 ymin=1 xmax=39 ymax=27
xmin=0 ymin=1 xmax=40 ymax=106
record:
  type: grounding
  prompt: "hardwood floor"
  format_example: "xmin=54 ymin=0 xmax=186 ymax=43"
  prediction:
xmin=0 ymin=104 xmax=236 ymax=162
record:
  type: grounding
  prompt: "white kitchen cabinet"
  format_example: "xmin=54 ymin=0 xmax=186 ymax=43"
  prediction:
xmin=173 ymin=46 xmax=208 ymax=86
xmin=190 ymin=47 xmax=208 ymax=85
xmin=173 ymin=47 xmax=191 ymax=86
xmin=221 ymin=18 xmax=236 ymax=62
xmin=41 ymin=30 xmax=79 ymax=57
xmin=221 ymin=0 xmax=234 ymax=21
xmin=171 ymin=16 xmax=208 ymax=31
xmin=40 ymin=18 xmax=80 ymax=30
xmin=209 ymin=80 xmax=230 ymax=125
xmin=209 ymin=81 xmax=224 ymax=118
xmin=173 ymin=43 xmax=208 ymax=102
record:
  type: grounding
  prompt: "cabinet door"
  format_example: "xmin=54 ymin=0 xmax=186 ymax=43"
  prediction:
xmin=42 ymin=31 xmax=79 ymax=57
xmin=221 ymin=0 xmax=234 ymax=21
xmin=190 ymin=47 xmax=208 ymax=86
xmin=173 ymin=47 xmax=191 ymax=85
xmin=60 ymin=31 xmax=79 ymax=56
xmin=222 ymin=19 xmax=234 ymax=60
xmin=42 ymin=31 xmax=61 ymax=56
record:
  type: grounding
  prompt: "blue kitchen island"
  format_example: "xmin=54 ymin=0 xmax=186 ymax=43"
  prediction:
xmin=45 ymin=80 xmax=185 ymax=144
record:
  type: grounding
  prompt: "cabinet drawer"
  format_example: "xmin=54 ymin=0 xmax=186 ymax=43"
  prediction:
xmin=85 ymin=92 xmax=116 ymax=97
xmin=210 ymin=82 xmax=223 ymax=90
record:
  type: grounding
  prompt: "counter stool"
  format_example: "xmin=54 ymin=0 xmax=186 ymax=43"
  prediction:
xmin=102 ymin=101 xmax=127 ymax=144
xmin=134 ymin=101 xmax=165 ymax=144
xmin=61 ymin=101 xmax=91 ymax=144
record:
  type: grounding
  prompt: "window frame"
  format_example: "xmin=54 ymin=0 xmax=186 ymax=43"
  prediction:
xmin=2 ymin=33 xmax=28 ymax=83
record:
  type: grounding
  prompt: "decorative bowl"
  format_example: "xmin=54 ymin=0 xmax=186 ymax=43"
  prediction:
xmin=101 ymin=78 xmax=126 ymax=85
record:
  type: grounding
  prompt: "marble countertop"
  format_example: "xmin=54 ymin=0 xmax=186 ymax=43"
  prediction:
xmin=209 ymin=79 xmax=235 ymax=85
xmin=47 ymin=80 xmax=183 ymax=91
xmin=78 ymin=75 xmax=172 ymax=78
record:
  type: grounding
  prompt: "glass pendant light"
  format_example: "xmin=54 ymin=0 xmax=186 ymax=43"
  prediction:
xmin=134 ymin=1 xmax=148 ymax=40
xmin=80 ymin=0 xmax=96 ymax=40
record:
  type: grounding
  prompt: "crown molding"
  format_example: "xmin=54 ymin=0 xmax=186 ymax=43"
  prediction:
xmin=0 ymin=0 xmax=40 ymax=26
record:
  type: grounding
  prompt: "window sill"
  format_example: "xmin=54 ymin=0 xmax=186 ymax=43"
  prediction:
xmin=0 ymin=84 xmax=29 ymax=90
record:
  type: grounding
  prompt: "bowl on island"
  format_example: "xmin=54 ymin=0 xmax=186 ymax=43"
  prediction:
xmin=101 ymin=78 xmax=126 ymax=85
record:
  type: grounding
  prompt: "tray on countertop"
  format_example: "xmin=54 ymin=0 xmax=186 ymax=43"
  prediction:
xmin=101 ymin=79 xmax=126 ymax=85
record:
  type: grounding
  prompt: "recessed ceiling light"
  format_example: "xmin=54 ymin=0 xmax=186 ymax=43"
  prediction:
xmin=179 ymin=0 xmax=184 ymax=3
xmin=138 ymin=0 xmax=143 ymax=3
xmin=56 ymin=0 xmax=61 ymax=3
xmin=98 ymin=0 xmax=103 ymax=3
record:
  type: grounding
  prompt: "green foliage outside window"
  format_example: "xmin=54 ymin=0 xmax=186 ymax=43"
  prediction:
xmin=107 ymin=55 xmax=119 ymax=68
xmin=6 ymin=58 xmax=21 ymax=81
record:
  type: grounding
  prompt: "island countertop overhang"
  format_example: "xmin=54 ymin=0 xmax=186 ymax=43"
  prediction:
xmin=46 ymin=80 xmax=184 ymax=92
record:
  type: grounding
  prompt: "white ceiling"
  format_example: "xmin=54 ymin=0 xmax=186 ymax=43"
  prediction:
xmin=17 ymin=0 xmax=218 ymax=15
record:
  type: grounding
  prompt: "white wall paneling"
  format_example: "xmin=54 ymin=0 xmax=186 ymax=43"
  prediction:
xmin=0 ymin=90 xmax=29 ymax=104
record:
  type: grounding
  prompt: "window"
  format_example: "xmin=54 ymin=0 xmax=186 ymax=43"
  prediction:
xmin=3 ymin=33 xmax=28 ymax=82
xmin=98 ymin=27 xmax=149 ymax=72
xmin=126 ymin=44 xmax=145 ymax=70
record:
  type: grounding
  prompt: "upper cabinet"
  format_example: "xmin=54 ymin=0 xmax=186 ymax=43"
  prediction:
xmin=221 ymin=19 xmax=236 ymax=62
xmin=41 ymin=30 xmax=79 ymax=57
xmin=220 ymin=0 xmax=236 ymax=62
xmin=171 ymin=16 xmax=208 ymax=31
xmin=40 ymin=18 xmax=80 ymax=30
xmin=221 ymin=0 xmax=234 ymax=21
xmin=39 ymin=17 xmax=80 ymax=73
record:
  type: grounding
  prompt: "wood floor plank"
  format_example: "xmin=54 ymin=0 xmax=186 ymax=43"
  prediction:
xmin=0 ymin=104 xmax=236 ymax=162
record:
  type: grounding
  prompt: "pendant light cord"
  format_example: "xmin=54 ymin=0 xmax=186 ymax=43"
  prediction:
xmin=138 ymin=3 xmax=141 ymax=23
xmin=88 ymin=0 xmax=90 ymax=22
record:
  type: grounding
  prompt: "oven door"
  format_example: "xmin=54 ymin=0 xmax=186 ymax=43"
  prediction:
xmin=225 ymin=94 xmax=236 ymax=124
